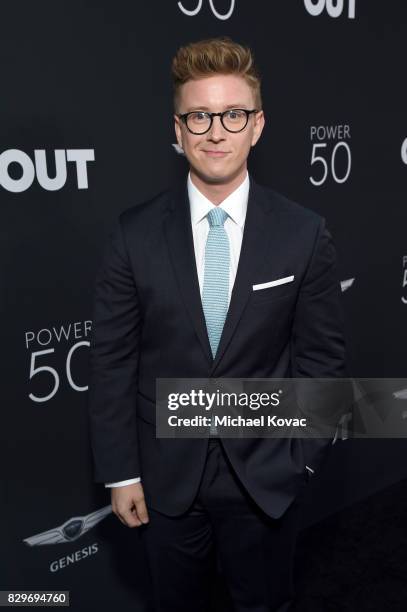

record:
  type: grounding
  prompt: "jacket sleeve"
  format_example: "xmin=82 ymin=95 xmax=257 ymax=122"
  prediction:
xmin=87 ymin=214 xmax=142 ymax=484
xmin=291 ymin=217 xmax=349 ymax=473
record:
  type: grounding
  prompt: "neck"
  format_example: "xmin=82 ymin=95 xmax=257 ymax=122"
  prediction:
xmin=189 ymin=165 xmax=248 ymax=205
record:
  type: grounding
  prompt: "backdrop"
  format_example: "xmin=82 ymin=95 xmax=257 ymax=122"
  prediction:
xmin=1 ymin=1 xmax=406 ymax=609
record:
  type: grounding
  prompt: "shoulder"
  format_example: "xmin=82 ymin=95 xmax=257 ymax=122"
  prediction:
xmin=252 ymin=179 xmax=325 ymax=242
xmin=112 ymin=184 xmax=182 ymax=251
xmin=256 ymin=180 xmax=322 ymax=224
xmin=118 ymin=187 xmax=173 ymax=229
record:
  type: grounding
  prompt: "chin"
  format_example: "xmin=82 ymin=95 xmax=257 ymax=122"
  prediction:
xmin=196 ymin=165 xmax=234 ymax=184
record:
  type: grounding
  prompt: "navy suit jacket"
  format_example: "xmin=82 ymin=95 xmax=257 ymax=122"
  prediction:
xmin=87 ymin=174 xmax=347 ymax=518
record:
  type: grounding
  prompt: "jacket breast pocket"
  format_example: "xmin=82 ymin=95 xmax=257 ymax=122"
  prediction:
xmin=251 ymin=275 xmax=297 ymax=304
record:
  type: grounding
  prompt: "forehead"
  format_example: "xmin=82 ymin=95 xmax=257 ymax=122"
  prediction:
xmin=179 ymin=74 xmax=254 ymax=111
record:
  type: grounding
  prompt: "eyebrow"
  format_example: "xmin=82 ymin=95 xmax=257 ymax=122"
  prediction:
xmin=184 ymin=104 xmax=249 ymax=112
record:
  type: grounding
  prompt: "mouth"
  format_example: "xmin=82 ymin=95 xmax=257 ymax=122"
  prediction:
xmin=202 ymin=150 xmax=229 ymax=158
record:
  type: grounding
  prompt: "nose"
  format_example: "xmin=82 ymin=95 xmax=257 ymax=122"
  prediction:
xmin=207 ymin=115 xmax=226 ymax=141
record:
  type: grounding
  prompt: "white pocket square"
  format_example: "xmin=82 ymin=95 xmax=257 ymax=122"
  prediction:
xmin=252 ymin=275 xmax=295 ymax=291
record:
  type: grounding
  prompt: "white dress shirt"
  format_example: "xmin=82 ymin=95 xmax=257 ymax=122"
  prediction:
xmin=105 ymin=170 xmax=250 ymax=488
xmin=188 ymin=170 xmax=249 ymax=303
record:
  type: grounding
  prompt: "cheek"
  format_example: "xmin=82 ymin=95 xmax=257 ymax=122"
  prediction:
xmin=185 ymin=138 xmax=201 ymax=154
xmin=231 ymin=139 xmax=250 ymax=160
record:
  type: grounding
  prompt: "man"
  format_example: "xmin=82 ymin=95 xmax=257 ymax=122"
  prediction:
xmin=87 ymin=37 xmax=347 ymax=611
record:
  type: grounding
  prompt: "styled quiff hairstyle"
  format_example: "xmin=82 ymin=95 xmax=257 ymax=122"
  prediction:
xmin=171 ymin=36 xmax=262 ymax=113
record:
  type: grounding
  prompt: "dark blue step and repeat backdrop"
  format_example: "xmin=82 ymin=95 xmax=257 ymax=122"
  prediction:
xmin=1 ymin=1 xmax=406 ymax=609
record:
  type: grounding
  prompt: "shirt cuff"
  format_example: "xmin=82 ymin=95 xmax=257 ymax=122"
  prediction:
xmin=105 ymin=477 xmax=141 ymax=488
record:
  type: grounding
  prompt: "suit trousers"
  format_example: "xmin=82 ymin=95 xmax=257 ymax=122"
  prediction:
xmin=139 ymin=437 xmax=302 ymax=612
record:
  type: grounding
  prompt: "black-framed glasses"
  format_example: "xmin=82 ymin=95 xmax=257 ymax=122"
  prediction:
xmin=177 ymin=108 xmax=260 ymax=135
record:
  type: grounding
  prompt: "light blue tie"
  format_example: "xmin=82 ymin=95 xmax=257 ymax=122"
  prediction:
xmin=202 ymin=207 xmax=230 ymax=358
xmin=202 ymin=207 xmax=230 ymax=436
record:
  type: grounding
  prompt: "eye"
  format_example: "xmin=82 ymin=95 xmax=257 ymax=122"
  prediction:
xmin=190 ymin=111 xmax=209 ymax=122
xmin=226 ymin=109 xmax=246 ymax=121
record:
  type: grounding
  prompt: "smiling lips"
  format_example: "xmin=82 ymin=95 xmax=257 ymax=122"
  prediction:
xmin=202 ymin=150 xmax=229 ymax=157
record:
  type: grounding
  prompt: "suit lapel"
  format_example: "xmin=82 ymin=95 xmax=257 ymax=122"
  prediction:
xmin=163 ymin=180 xmax=213 ymax=364
xmin=210 ymin=177 xmax=274 ymax=374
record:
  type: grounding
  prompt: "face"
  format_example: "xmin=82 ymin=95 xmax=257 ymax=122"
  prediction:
xmin=174 ymin=74 xmax=265 ymax=184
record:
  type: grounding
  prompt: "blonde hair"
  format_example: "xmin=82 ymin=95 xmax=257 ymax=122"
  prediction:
xmin=171 ymin=36 xmax=262 ymax=112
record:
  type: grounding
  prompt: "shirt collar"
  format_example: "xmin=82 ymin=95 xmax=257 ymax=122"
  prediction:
xmin=187 ymin=170 xmax=250 ymax=228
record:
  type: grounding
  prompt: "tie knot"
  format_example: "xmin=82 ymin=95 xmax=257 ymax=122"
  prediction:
xmin=207 ymin=207 xmax=228 ymax=227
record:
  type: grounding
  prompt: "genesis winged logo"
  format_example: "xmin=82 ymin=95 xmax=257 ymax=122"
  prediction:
xmin=23 ymin=505 xmax=112 ymax=546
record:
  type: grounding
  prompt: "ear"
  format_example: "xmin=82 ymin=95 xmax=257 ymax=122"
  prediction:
xmin=174 ymin=114 xmax=183 ymax=150
xmin=251 ymin=111 xmax=265 ymax=147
